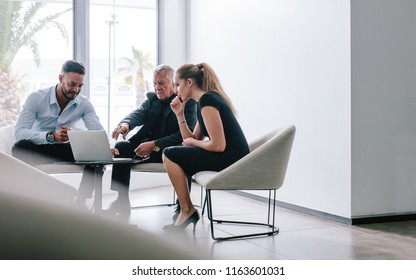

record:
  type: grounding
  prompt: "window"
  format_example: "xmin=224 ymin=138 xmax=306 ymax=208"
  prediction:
xmin=116 ymin=85 xmax=132 ymax=95
xmin=0 ymin=0 xmax=73 ymax=127
xmin=94 ymin=85 xmax=108 ymax=95
xmin=89 ymin=0 xmax=158 ymax=133
xmin=0 ymin=0 xmax=158 ymax=135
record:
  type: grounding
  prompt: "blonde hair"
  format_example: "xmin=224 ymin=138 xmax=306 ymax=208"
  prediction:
xmin=176 ymin=63 xmax=236 ymax=114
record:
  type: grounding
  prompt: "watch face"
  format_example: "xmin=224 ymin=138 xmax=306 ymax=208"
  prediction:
xmin=47 ymin=134 xmax=54 ymax=142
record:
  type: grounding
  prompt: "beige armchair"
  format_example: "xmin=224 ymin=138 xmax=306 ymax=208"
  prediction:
xmin=0 ymin=150 xmax=77 ymax=203
xmin=0 ymin=191 xmax=203 ymax=259
xmin=0 ymin=147 xmax=202 ymax=259
xmin=195 ymin=125 xmax=296 ymax=241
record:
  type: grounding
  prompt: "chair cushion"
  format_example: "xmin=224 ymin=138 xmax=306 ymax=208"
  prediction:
xmin=131 ymin=162 xmax=166 ymax=173
xmin=194 ymin=171 xmax=218 ymax=187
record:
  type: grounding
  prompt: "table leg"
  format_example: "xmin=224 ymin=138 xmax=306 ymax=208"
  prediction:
xmin=92 ymin=164 xmax=104 ymax=214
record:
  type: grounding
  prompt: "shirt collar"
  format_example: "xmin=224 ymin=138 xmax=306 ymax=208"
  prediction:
xmin=49 ymin=84 xmax=79 ymax=107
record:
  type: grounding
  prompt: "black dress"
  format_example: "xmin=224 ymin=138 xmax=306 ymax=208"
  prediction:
xmin=163 ymin=91 xmax=249 ymax=175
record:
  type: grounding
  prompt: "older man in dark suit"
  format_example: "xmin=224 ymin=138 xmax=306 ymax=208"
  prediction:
xmin=74 ymin=65 xmax=197 ymax=216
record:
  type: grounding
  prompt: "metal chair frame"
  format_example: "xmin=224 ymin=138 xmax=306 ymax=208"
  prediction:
xmin=196 ymin=125 xmax=296 ymax=241
xmin=205 ymin=189 xmax=278 ymax=241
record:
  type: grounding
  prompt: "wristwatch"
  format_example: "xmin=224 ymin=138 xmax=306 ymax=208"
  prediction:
xmin=46 ymin=131 xmax=55 ymax=143
xmin=153 ymin=143 xmax=161 ymax=152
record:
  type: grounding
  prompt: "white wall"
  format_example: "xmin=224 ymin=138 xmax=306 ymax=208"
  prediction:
xmin=160 ymin=0 xmax=416 ymax=220
xmin=186 ymin=0 xmax=352 ymax=218
xmin=158 ymin=0 xmax=188 ymax=69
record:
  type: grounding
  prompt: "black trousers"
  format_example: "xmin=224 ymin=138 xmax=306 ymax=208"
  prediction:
xmin=111 ymin=140 xmax=192 ymax=205
xmin=12 ymin=140 xmax=102 ymax=198
xmin=110 ymin=140 xmax=162 ymax=195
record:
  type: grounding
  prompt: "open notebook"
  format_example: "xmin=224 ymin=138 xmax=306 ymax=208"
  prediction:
xmin=68 ymin=130 xmax=145 ymax=164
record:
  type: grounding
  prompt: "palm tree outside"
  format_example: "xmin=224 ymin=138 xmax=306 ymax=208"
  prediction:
xmin=117 ymin=46 xmax=154 ymax=107
xmin=0 ymin=1 xmax=70 ymax=127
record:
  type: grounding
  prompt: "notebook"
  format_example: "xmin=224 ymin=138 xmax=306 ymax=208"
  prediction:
xmin=68 ymin=130 xmax=145 ymax=164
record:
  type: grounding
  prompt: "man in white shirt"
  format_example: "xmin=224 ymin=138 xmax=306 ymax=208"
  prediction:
xmin=13 ymin=60 xmax=104 ymax=210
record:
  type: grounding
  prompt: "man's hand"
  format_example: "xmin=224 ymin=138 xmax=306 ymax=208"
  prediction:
xmin=111 ymin=148 xmax=120 ymax=157
xmin=134 ymin=141 xmax=156 ymax=158
xmin=54 ymin=126 xmax=70 ymax=142
xmin=112 ymin=123 xmax=129 ymax=140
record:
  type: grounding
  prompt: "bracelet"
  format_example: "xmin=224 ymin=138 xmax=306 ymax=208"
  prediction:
xmin=178 ymin=120 xmax=186 ymax=124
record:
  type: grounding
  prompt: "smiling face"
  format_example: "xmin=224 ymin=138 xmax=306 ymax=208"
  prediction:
xmin=59 ymin=72 xmax=84 ymax=100
xmin=153 ymin=69 xmax=174 ymax=101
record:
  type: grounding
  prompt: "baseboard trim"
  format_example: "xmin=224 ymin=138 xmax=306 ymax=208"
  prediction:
xmin=350 ymin=213 xmax=416 ymax=225
xmin=231 ymin=190 xmax=416 ymax=225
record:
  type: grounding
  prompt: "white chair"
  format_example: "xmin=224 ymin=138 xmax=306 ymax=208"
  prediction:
xmin=0 ymin=191 xmax=203 ymax=259
xmin=0 ymin=125 xmax=199 ymax=208
xmin=195 ymin=125 xmax=296 ymax=241
xmin=0 ymin=151 xmax=77 ymax=203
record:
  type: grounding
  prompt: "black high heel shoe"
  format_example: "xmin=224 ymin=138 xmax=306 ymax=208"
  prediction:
xmin=163 ymin=210 xmax=200 ymax=232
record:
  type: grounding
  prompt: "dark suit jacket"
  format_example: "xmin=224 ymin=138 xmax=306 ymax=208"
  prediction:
xmin=119 ymin=92 xmax=197 ymax=150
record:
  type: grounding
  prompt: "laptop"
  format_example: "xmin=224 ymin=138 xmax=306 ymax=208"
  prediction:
xmin=68 ymin=130 xmax=146 ymax=164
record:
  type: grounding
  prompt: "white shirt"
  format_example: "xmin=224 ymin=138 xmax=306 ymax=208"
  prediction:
xmin=14 ymin=85 xmax=104 ymax=145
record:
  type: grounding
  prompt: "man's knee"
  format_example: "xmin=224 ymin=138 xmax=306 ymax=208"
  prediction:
xmin=11 ymin=140 xmax=38 ymax=164
xmin=13 ymin=140 xmax=35 ymax=150
xmin=12 ymin=140 xmax=35 ymax=156
xmin=114 ymin=141 xmax=134 ymax=157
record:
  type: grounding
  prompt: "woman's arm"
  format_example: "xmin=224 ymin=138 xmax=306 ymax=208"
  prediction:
xmin=171 ymin=96 xmax=202 ymax=140
xmin=182 ymin=106 xmax=226 ymax=152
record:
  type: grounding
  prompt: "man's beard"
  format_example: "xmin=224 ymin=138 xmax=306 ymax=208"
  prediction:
xmin=61 ymin=84 xmax=78 ymax=100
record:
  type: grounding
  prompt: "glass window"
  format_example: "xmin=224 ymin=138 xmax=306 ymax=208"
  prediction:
xmin=0 ymin=0 xmax=73 ymax=128
xmin=89 ymin=0 xmax=158 ymax=133
xmin=0 ymin=0 xmax=158 ymax=134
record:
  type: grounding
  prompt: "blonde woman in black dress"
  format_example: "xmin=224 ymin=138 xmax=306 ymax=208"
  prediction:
xmin=163 ymin=63 xmax=249 ymax=231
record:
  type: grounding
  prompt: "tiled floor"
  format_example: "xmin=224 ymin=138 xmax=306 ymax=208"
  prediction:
xmin=93 ymin=182 xmax=416 ymax=260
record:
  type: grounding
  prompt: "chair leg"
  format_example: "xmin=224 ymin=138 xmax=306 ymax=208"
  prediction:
xmin=206 ymin=189 xmax=216 ymax=238
xmin=188 ymin=176 xmax=206 ymax=211
xmin=207 ymin=189 xmax=279 ymax=241
xmin=200 ymin=184 xmax=205 ymax=212
xmin=201 ymin=193 xmax=208 ymax=216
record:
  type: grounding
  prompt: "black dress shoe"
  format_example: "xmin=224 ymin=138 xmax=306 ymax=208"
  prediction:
xmin=103 ymin=199 xmax=131 ymax=216
xmin=164 ymin=210 xmax=200 ymax=232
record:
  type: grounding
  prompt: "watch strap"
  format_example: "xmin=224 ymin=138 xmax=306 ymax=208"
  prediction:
xmin=46 ymin=131 xmax=55 ymax=142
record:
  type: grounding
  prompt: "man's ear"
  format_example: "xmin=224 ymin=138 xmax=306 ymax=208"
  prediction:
xmin=58 ymin=73 xmax=64 ymax=83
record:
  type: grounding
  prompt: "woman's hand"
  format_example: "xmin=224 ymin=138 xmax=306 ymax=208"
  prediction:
xmin=170 ymin=96 xmax=185 ymax=116
xmin=182 ymin=137 xmax=197 ymax=146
